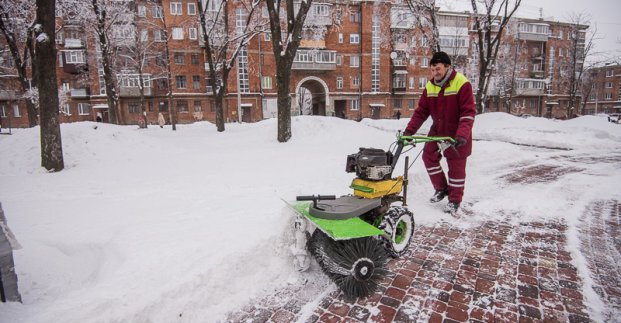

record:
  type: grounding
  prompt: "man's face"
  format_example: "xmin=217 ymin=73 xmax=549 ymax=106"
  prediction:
xmin=431 ymin=63 xmax=449 ymax=82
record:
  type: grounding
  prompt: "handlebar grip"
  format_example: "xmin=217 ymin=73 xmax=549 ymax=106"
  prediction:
xmin=296 ymin=195 xmax=336 ymax=201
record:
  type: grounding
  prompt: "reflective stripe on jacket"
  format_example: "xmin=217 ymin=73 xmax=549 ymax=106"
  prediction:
xmin=405 ymin=70 xmax=476 ymax=158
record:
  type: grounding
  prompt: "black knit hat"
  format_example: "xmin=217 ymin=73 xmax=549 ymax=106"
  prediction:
xmin=430 ymin=51 xmax=451 ymax=66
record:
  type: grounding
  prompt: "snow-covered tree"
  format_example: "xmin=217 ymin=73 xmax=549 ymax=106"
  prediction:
xmin=470 ymin=0 xmax=522 ymax=114
xmin=563 ymin=12 xmax=594 ymax=117
xmin=265 ymin=0 xmax=313 ymax=142
xmin=197 ymin=0 xmax=265 ymax=132
xmin=405 ymin=0 xmax=440 ymax=53
xmin=34 ymin=0 xmax=64 ymax=171
xmin=0 ymin=1 xmax=38 ymax=127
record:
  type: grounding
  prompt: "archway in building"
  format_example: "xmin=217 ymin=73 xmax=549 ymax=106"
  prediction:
xmin=294 ymin=77 xmax=330 ymax=116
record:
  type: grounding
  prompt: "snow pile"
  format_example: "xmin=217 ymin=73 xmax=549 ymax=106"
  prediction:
xmin=0 ymin=114 xmax=620 ymax=322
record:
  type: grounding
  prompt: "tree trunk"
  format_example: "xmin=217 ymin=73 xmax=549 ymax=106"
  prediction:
xmin=92 ymin=0 xmax=120 ymax=125
xmin=276 ymin=65 xmax=292 ymax=142
xmin=35 ymin=0 xmax=64 ymax=171
xmin=215 ymin=91 xmax=225 ymax=132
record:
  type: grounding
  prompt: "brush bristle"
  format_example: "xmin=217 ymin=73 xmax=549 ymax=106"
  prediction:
xmin=308 ymin=231 xmax=389 ymax=298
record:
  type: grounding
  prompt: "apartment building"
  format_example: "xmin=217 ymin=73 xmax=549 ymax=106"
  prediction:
xmin=0 ymin=0 xmax=589 ymax=128
xmin=582 ymin=64 xmax=621 ymax=115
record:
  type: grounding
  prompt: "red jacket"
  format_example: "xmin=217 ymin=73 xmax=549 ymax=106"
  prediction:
xmin=405 ymin=69 xmax=476 ymax=158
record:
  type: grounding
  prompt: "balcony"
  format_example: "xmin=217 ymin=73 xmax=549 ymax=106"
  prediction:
xmin=119 ymin=86 xmax=152 ymax=97
xmin=292 ymin=49 xmax=336 ymax=71
xmin=530 ymin=71 xmax=544 ymax=78
xmin=518 ymin=32 xmax=549 ymax=42
xmin=515 ymin=78 xmax=545 ymax=96
xmin=64 ymin=38 xmax=84 ymax=48
xmin=70 ymin=88 xmax=90 ymax=98
xmin=0 ymin=90 xmax=18 ymax=100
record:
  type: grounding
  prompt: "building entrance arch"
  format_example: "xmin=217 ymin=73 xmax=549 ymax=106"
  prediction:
xmin=294 ymin=77 xmax=331 ymax=116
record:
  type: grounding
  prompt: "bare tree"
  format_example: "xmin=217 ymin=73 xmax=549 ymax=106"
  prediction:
xmin=0 ymin=1 xmax=38 ymax=127
xmin=197 ymin=0 xmax=264 ymax=132
xmin=265 ymin=0 xmax=313 ymax=142
xmin=405 ymin=0 xmax=441 ymax=53
xmin=34 ymin=0 xmax=64 ymax=171
xmin=470 ymin=0 xmax=522 ymax=114
xmin=564 ymin=12 xmax=593 ymax=118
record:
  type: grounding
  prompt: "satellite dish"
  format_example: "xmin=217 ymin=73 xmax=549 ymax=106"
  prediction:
xmin=390 ymin=52 xmax=397 ymax=60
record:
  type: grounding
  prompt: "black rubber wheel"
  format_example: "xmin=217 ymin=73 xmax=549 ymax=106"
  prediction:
xmin=378 ymin=206 xmax=415 ymax=258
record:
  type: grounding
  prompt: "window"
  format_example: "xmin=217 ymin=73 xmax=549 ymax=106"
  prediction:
xmin=62 ymin=81 xmax=70 ymax=92
xmin=194 ymin=101 xmax=202 ymax=112
xmin=349 ymin=11 xmax=360 ymax=23
xmin=350 ymin=55 xmax=359 ymax=67
xmin=154 ymin=29 xmax=165 ymax=42
xmin=409 ymin=57 xmax=416 ymax=65
xmin=58 ymin=53 xmax=64 ymax=67
xmin=187 ymin=3 xmax=197 ymax=15
xmin=170 ymin=2 xmax=182 ymax=15
xmin=191 ymin=53 xmax=199 ymax=65
xmin=153 ymin=6 xmax=163 ymax=18
xmin=559 ymin=48 xmax=563 ymax=57
xmin=411 ymin=36 xmax=416 ymax=47
xmin=336 ymin=55 xmax=342 ymax=65
xmin=336 ymin=77 xmax=343 ymax=89
xmin=264 ymin=32 xmax=270 ymax=41
xmin=350 ymin=34 xmax=360 ymax=44
xmin=193 ymin=75 xmax=201 ymax=89
xmin=338 ymin=33 xmax=343 ymax=44
xmin=177 ymin=100 xmax=188 ymax=112
xmin=393 ymin=74 xmax=406 ymax=88
xmin=174 ymin=52 xmax=185 ymax=64
xmin=0 ymin=105 xmax=5 ymax=118
xmin=606 ymin=82 xmax=613 ymax=88
xmin=422 ymin=36 xmax=429 ymax=47
xmin=176 ymin=75 xmax=187 ymax=89
xmin=140 ymin=30 xmax=148 ymax=42
xmin=605 ymin=92 xmax=612 ymax=100
xmin=313 ymin=4 xmax=329 ymax=16
xmin=559 ymin=29 xmax=563 ymax=39
xmin=421 ymin=57 xmax=428 ymax=67
xmin=352 ymin=76 xmax=360 ymax=88
xmin=350 ymin=99 xmax=359 ymax=111
xmin=393 ymin=99 xmax=402 ymax=110
xmin=172 ymin=27 xmax=184 ymax=40
xmin=13 ymin=104 xmax=20 ymax=117
xmin=261 ymin=76 xmax=272 ymax=89
xmin=65 ymin=50 xmax=85 ymax=64
xmin=63 ymin=104 xmax=71 ymax=115
xmin=408 ymin=99 xmax=415 ymax=110
xmin=419 ymin=77 xmax=427 ymax=89
xmin=371 ymin=16 xmax=380 ymax=92
xmin=78 ymin=103 xmax=91 ymax=115
xmin=189 ymin=28 xmax=197 ymax=40
xmin=137 ymin=5 xmax=146 ymax=17
xmin=159 ymin=101 xmax=168 ymax=112
xmin=128 ymin=102 xmax=140 ymax=114
xmin=409 ymin=77 xmax=415 ymax=89
xmin=606 ymin=70 xmax=614 ymax=77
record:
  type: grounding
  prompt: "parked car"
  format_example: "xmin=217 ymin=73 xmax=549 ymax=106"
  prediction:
xmin=608 ymin=113 xmax=620 ymax=123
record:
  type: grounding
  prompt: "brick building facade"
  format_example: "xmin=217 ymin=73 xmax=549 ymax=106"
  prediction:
xmin=582 ymin=64 xmax=621 ymax=116
xmin=0 ymin=0 xmax=589 ymax=128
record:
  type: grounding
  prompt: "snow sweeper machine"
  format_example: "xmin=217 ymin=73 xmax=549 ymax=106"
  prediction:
xmin=286 ymin=134 xmax=456 ymax=298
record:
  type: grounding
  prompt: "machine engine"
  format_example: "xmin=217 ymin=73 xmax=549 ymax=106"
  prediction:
xmin=345 ymin=148 xmax=394 ymax=181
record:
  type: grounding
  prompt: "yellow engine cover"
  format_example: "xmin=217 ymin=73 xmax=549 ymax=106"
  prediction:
xmin=351 ymin=176 xmax=403 ymax=199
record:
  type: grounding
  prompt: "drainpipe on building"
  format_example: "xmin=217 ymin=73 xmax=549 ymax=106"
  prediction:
xmin=236 ymin=65 xmax=242 ymax=123
xmin=258 ymin=32 xmax=264 ymax=119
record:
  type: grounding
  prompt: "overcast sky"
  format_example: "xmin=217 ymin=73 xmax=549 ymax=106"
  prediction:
xmin=439 ymin=0 xmax=621 ymax=64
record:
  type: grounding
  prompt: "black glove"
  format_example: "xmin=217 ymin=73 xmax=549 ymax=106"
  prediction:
xmin=454 ymin=136 xmax=467 ymax=148
xmin=403 ymin=130 xmax=413 ymax=136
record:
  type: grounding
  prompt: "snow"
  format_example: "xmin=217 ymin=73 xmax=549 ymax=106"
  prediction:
xmin=0 ymin=114 xmax=620 ymax=322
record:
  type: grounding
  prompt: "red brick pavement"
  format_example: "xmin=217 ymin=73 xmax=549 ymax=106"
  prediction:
xmin=224 ymin=210 xmax=619 ymax=322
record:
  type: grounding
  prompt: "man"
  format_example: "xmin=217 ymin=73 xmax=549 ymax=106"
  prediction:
xmin=403 ymin=51 xmax=476 ymax=215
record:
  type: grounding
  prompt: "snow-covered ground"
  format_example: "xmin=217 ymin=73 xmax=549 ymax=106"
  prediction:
xmin=0 ymin=113 xmax=620 ymax=322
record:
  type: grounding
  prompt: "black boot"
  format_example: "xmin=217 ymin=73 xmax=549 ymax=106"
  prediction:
xmin=430 ymin=189 xmax=448 ymax=203
xmin=444 ymin=201 xmax=460 ymax=215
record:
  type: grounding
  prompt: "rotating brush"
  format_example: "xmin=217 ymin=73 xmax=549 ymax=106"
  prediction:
xmin=307 ymin=230 xmax=389 ymax=298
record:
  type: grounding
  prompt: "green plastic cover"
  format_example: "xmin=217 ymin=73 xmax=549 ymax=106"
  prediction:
xmin=288 ymin=201 xmax=385 ymax=240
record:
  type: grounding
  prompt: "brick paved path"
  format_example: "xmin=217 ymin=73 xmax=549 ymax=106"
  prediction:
xmin=224 ymin=198 xmax=621 ymax=322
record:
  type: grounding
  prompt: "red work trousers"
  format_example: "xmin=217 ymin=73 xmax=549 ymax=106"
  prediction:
xmin=421 ymin=142 xmax=468 ymax=203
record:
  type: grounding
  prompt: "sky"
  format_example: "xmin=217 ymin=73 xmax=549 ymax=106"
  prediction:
xmin=440 ymin=0 xmax=621 ymax=63
xmin=0 ymin=114 xmax=620 ymax=322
